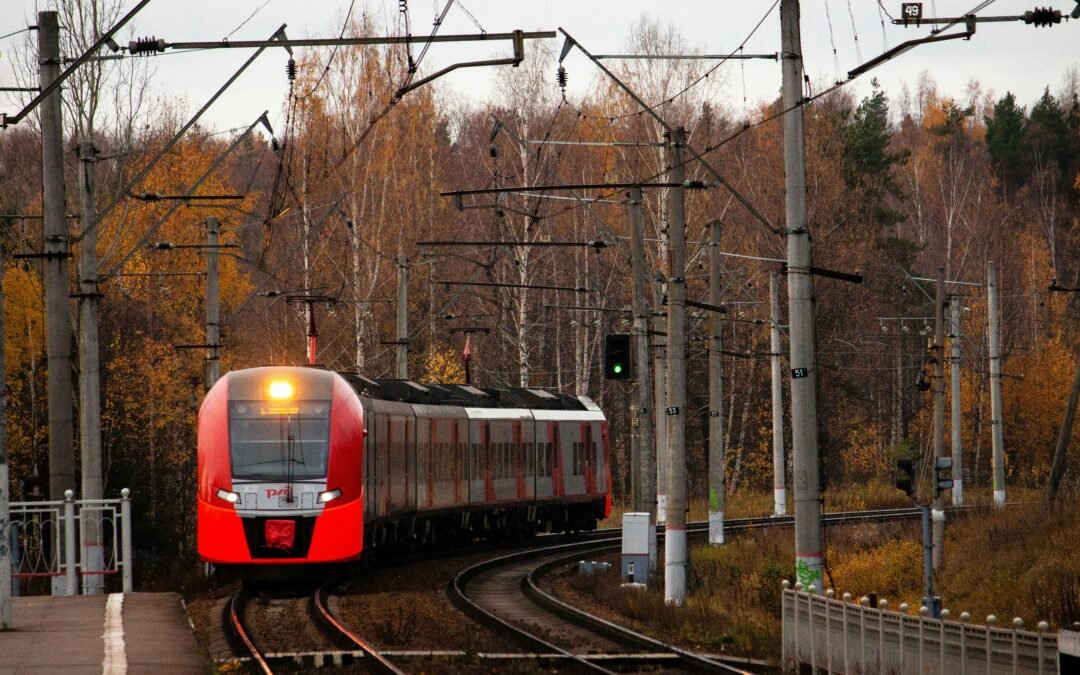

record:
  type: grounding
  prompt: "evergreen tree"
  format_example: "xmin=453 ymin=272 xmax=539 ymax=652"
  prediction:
xmin=1028 ymin=87 xmax=1079 ymax=193
xmin=841 ymin=79 xmax=908 ymax=230
xmin=984 ymin=91 xmax=1027 ymax=191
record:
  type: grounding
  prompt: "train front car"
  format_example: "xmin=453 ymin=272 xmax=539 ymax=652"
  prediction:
xmin=197 ymin=366 xmax=365 ymax=575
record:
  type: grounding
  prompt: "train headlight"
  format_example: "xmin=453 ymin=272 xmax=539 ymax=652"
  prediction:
xmin=215 ymin=487 xmax=240 ymax=504
xmin=268 ymin=380 xmax=294 ymax=400
xmin=317 ymin=488 xmax=342 ymax=504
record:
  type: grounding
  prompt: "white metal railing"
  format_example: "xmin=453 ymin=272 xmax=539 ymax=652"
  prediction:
xmin=782 ymin=582 xmax=1059 ymax=674
xmin=7 ymin=488 xmax=132 ymax=595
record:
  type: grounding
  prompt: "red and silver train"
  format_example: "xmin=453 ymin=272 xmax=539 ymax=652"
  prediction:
xmin=197 ymin=366 xmax=610 ymax=572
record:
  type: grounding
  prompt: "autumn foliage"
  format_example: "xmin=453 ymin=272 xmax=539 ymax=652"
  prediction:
xmin=0 ymin=13 xmax=1078 ymax=586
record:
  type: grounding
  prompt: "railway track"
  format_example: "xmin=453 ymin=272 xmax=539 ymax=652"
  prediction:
xmin=218 ymin=506 xmax=938 ymax=672
xmin=448 ymin=506 xmax=932 ymax=673
xmin=223 ymin=584 xmax=405 ymax=674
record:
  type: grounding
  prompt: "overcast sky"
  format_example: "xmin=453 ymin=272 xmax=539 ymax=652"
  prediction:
xmin=2 ymin=0 xmax=1078 ymax=135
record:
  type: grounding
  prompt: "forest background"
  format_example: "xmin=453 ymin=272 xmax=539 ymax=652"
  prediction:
xmin=1 ymin=6 xmax=1078 ymax=584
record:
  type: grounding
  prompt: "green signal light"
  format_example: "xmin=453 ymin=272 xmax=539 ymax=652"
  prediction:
xmin=613 ymin=364 xmax=623 ymax=374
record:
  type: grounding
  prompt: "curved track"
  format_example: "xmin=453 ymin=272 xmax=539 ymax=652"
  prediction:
xmin=450 ymin=507 xmax=931 ymax=673
xmin=219 ymin=506 xmax=936 ymax=672
xmin=226 ymin=589 xmax=273 ymax=675
xmin=311 ymin=585 xmax=407 ymax=674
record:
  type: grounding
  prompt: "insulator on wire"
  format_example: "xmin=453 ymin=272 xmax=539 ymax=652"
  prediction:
xmin=286 ymin=58 xmax=297 ymax=81
xmin=556 ymin=66 xmax=568 ymax=90
xmin=128 ymin=36 xmax=165 ymax=55
xmin=489 ymin=144 xmax=498 ymax=159
xmin=399 ymin=0 xmax=408 ymax=11
xmin=1023 ymin=7 xmax=1062 ymax=26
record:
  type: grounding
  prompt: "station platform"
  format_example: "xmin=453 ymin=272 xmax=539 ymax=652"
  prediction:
xmin=0 ymin=593 xmax=207 ymax=674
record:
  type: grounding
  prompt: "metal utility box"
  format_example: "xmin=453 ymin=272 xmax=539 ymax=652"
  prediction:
xmin=621 ymin=512 xmax=652 ymax=585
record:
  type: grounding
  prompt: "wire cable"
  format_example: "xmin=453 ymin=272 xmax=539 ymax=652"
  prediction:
xmin=223 ymin=0 xmax=272 ymax=41
xmin=560 ymin=0 xmax=779 ymax=124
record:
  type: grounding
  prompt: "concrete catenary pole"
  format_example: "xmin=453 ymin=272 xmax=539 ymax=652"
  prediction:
xmin=1 ymin=242 xmax=10 ymax=627
xmin=628 ymin=187 xmax=656 ymax=518
xmin=396 ymin=254 xmax=408 ymax=379
xmin=653 ymin=279 xmax=668 ymax=526
xmin=707 ymin=219 xmax=725 ymax=545
xmin=781 ymin=0 xmax=823 ymax=593
xmin=770 ymin=272 xmax=787 ymax=516
xmin=949 ymin=296 xmax=963 ymax=506
xmin=41 ymin=12 xmax=77 ymax=507
xmin=988 ymin=261 xmax=1006 ymax=505
xmin=77 ymin=141 xmax=104 ymax=594
xmin=205 ymin=218 xmax=221 ymax=388
xmin=932 ymin=269 xmax=946 ymax=571
xmin=664 ymin=127 xmax=688 ymax=606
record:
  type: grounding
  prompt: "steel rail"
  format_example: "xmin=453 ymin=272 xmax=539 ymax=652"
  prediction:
xmin=226 ymin=589 xmax=273 ymax=675
xmin=450 ymin=507 xmax=934 ymax=674
xmin=311 ymin=585 xmax=406 ymax=674
xmin=525 ymin=550 xmax=755 ymax=674
xmin=448 ymin=538 xmax=622 ymax=674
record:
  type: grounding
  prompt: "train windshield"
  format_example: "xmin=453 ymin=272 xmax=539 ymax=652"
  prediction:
xmin=228 ymin=400 xmax=332 ymax=480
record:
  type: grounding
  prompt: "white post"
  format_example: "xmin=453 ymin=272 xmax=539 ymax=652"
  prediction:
xmin=396 ymin=254 xmax=408 ymax=379
xmin=205 ymin=219 xmax=221 ymax=388
xmin=770 ymin=272 xmax=786 ymax=516
xmin=64 ymin=490 xmax=76 ymax=595
xmin=663 ymin=127 xmax=688 ymax=606
xmin=988 ymin=261 xmax=1006 ymax=505
xmin=0 ymin=240 xmax=9 ymax=627
xmin=707 ymin=219 xmax=725 ymax=545
xmin=78 ymin=140 xmax=105 ymax=595
xmin=781 ymin=0 xmax=824 ymax=595
xmin=121 ymin=488 xmax=133 ymax=592
xmin=950 ymin=297 xmax=964 ymax=505
xmin=0 ymin=461 xmax=9 ymax=628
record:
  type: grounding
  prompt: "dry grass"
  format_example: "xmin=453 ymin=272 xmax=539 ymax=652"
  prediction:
xmin=580 ymin=486 xmax=1080 ymax=663
xmin=566 ymin=526 xmax=791 ymax=659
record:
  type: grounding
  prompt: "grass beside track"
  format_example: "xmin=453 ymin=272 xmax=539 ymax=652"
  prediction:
xmin=574 ymin=484 xmax=1077 ymax=663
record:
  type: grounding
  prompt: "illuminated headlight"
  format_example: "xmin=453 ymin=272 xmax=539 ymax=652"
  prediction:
xmin=268 ymin=380 xmax=293 ymax=400
xmin=216 ymin=488 xmax=240 ymax=504
xmin=317 ymin=488 xmax=342 ymax=504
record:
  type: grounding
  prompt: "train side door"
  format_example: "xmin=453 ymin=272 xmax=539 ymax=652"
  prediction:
xmin=420 ymin=418 xmax=433 ymax=509
xmin=550 ymin=422 xmax=563 ymax=498
xmin=583 ymin=422 xmax=596 ymax=495
xmin=562 ymin=422 xmax=584 ymax=496
xmin=364 ymin=407 xmax=379 ymax=521
xmin=453 ymin=417 xmax=465 ymax=505
xmin=468 ymin=418 xmax=484 ymax=507
xmin=484 ymin=422 xmax=495 ymax=502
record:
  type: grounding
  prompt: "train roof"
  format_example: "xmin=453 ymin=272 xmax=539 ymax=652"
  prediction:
xmin=336 ymin=372 xmax=596 ymax=412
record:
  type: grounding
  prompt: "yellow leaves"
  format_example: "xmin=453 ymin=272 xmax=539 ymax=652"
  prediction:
xmin=830 ymin=537 xmax=923 ymax=599
xmin=2 ymin=264 xmax=44 ymax=371
xmin=418 ymin=345 xmax=466 ymax=384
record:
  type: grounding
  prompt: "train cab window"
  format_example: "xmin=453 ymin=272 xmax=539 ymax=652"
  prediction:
xmin=228 ymin=400 xmax=331 ymax=480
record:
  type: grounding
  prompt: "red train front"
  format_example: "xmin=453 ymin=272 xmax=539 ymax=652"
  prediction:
xmin=197 ymin=367 xmax=365 ymax=569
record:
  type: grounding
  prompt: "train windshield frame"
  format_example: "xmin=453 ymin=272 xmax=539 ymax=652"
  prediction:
xmin=228 ymin=400 xmax=332 ymax=480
